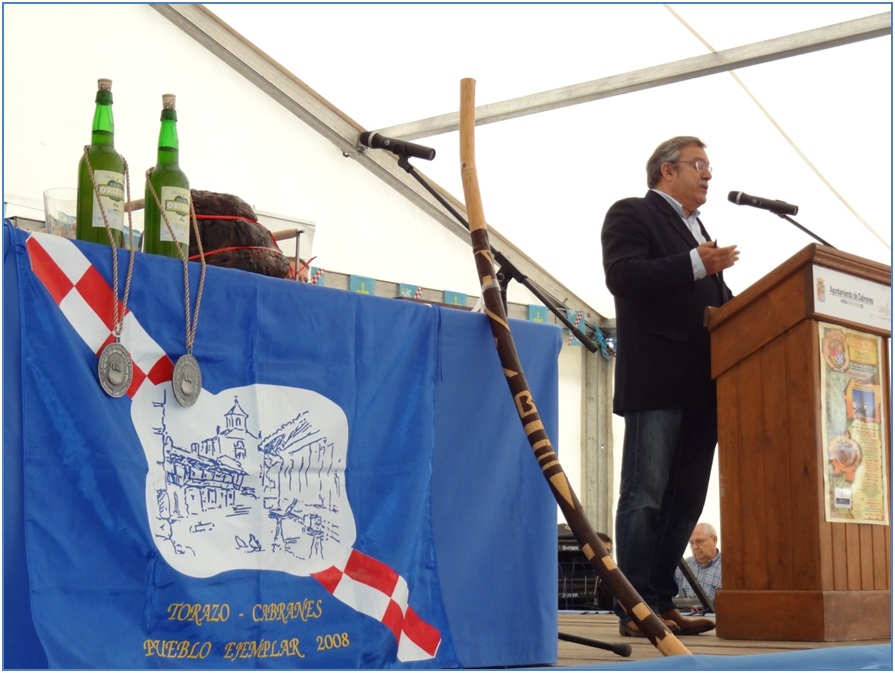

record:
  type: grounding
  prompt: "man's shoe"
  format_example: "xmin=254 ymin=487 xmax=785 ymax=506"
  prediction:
xmin=619 ymin=618 xmax=681 ymax=638
xmin=659 ymin=608 xmax=715 ymax=635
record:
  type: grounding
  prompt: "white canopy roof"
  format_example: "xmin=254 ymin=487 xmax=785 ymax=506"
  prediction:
xmin=210 ymin=3 xmax=892 ymax=318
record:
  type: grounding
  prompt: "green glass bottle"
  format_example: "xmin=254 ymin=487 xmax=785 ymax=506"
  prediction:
xmin=143 ymin=94 xmax=190 ymax=258
xmin=77 ymin=78 xmax=125 ymax=247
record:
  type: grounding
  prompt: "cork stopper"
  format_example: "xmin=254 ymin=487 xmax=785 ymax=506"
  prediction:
xmin=98 ymin=78 xmax=112 ymax=91
xmin=162 ymin=94 xmax=176 ymax=110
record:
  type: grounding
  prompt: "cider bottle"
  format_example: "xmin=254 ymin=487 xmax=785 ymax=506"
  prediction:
xmin=76 ymin=78 xmax=125 ymax=246
xmin=143 ymin=94 xmax=190 ymax=258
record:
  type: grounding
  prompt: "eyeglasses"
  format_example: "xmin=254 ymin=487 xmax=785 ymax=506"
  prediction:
xmin=689 ymin=537 xmax=711 ymax=547
xmin=673 ymin=158 xmax=712 ymax=173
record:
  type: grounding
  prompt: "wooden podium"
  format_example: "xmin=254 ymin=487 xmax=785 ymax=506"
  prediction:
xmin=707 ymin=244 xmax=891 ymax=641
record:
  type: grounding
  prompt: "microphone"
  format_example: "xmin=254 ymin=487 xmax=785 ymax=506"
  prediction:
xmin=359 ymin=131 xmax=436 ymax=161
xmin=728 ymin=191 xmax=798 ymax=216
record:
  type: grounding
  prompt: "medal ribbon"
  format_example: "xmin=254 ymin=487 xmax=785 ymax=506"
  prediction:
xmin=145 ymin=175 xmax=206 ymax=358
xmin=84 ymin=146 xmax=137 ymax=342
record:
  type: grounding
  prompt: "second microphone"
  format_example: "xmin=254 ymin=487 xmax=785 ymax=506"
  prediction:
xmin=728 ymin=191 xmax=798 ymax=216
xmin=359 ymin=132 xmax=436 ymax=161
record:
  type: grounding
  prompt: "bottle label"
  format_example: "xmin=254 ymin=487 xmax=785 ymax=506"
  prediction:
xmin=90 ymin=170 xmax=125 ymax=232
xmin=158 ymin=186 xmax=190 ymax=244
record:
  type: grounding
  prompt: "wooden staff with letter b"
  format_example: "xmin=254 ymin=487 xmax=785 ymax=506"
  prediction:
xmin=457 ymin=77 xmax=689 ymax=657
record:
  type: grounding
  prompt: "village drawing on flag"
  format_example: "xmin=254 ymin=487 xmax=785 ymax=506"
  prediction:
xmin=132 ymin=384 xmax=356 ymax=578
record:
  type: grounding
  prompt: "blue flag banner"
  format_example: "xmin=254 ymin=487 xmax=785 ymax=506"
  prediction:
xmin=528 ymin=305 xmax=548 ymax=323
xmin=349 ymin=274 xmax=375 ymax=295
xmin=8 ymin=229 xmax=458 ymax=668
xmin=443 ymin=290 xmax=466 ymax=307
xmin=565 ymin=308 xmax=584 ymax=346
xmin=398 ymin=283 xmax=422 ymax=300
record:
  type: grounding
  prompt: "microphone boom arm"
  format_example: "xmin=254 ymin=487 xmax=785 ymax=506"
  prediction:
xmin=778 ymin=212 xmax=835 ymax=248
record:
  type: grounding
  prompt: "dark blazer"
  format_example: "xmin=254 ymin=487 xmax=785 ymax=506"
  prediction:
xmin=601 ymin=190 xmax=732 ymax=415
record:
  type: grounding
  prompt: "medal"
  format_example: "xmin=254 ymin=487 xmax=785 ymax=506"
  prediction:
xmin=172 ymin=353 xmax=202 ymax=407
xmin=97 ymin=341 xmax=133 ymax=397
xmin=86 ymin=150 xmax=137 ymax=398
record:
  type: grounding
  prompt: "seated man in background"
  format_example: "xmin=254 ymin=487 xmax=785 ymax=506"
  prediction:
xmin=675 ymin=522 xmax=722 ymax=609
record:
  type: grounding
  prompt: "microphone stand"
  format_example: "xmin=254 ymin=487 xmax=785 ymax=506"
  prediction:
xmin=778 ymin=213 xmax=835 ymax=249
xmin=395 ymin=155 xmax=612 ymax=358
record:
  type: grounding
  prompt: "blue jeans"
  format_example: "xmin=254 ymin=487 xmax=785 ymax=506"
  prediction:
xmin=614 ymin=408 xmax=717 ymax=618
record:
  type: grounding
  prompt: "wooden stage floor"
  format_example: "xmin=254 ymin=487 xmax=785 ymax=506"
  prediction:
xmin=556 ymin=612 xmax=891 ymax=667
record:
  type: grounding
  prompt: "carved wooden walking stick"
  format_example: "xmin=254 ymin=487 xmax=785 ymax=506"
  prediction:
xmin=458 ymin=77 xmax=689 ymax=656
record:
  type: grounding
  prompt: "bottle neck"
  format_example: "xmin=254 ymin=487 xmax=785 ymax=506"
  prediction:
xmin=91 ymin=105 xmax=115 ymax=146
xmin=91 ymin=90 xmax=115 ymax=146
xmin=156 ymin=112 xmax=179 ymax=166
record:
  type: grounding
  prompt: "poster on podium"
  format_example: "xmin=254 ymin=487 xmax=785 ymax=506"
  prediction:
xmin=818 ymin=321 xmax=889 ymax=525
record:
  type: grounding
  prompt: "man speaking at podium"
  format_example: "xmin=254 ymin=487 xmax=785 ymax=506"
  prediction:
xmin=600 ymin=136 xmax=739 ymax=637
